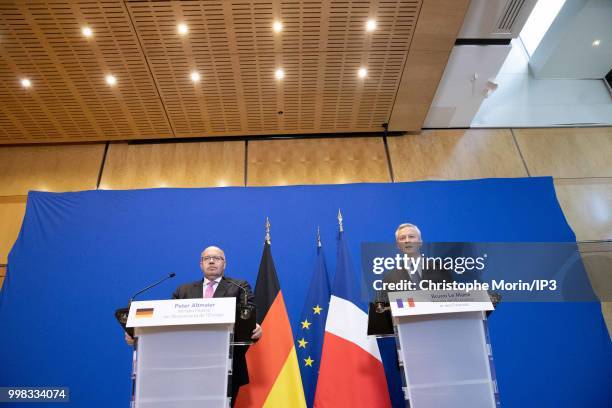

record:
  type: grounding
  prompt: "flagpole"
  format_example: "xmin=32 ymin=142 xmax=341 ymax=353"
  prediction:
xmin=265 ymin=217 xmax=271 ymax=245
xmin=236 ymin=217 xmax=306 ymax=408
xmin=315 ymin=209 xmax=392 ymax=407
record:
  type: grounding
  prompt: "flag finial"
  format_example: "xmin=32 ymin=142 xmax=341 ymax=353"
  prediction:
xmin=337 ymin=209 xmax=343 ymax=232
xmin=317 ymin=226 xmax=321 ymax=247
xmin=265 ymin=217 xmax=271 ymax=245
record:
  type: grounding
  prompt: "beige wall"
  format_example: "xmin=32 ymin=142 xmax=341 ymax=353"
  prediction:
xmin=247 ymin=137 xmax=391 ymax=186
xmin=100 ymin=142 xmax=245 ymax=189
xmin=0 ymin=266 xmax=5 ymax=291
xmin=0 ymin=128 xmax=610 ymax=331
xmin=0 ymin=196 xmax=27 ymax=265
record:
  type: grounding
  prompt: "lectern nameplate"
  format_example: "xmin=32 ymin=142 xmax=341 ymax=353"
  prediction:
xmin=127 ymin=298 xmax=236 ymax=328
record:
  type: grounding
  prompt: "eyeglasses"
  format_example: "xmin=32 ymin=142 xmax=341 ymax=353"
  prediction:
xmin=202 ymin=256 xmax=225 ymax=262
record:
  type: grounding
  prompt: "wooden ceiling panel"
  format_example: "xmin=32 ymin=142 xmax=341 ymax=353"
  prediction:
xmin=0 ymin=1 xmax=173 ymax=143
xmin=0 ymin=0 xmax=469 ymax=143
xmin=126 ymin=1 xmax=421 ymax=137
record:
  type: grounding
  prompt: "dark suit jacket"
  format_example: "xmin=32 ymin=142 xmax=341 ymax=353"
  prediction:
xmin=172 ymin=276 xmax=256 ymax=390
xmin=383 ymin=266 xmax=453 ymax=286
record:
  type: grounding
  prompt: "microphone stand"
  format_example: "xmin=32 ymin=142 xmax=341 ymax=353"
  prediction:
xmin=224 ymin=279 xmax=256 ymax=344
xmin=115 ymin=273 xmax=176 ymax=338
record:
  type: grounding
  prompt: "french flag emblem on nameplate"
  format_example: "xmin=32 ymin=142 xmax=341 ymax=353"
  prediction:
xmin=396 ymin=298 xmax=415 ymax=308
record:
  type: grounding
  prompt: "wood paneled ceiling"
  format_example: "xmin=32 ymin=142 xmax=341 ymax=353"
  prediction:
xmin=0 ymin=0 xmax=468 ymax=144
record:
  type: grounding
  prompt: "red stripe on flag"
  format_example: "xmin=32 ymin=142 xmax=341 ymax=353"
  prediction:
xmin=407 ymin=298 xmax=415 ymax=308
xmin=314 ymin=331 xmax=391 ymax=408
xmin=235 ymin=292 xmax=294 ymax=407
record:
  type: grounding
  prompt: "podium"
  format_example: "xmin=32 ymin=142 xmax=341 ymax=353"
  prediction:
xmin=388 ymin=290 xmax=498 ymax=408
xmin=126 ymin=298 xmax=236 ymax=408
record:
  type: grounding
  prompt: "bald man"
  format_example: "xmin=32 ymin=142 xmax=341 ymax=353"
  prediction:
xmin=174 ymin=246 xmax=261 ymax=405
xmin=127 ymin=246 xmax=261 ymax=406
xmin=172 ymin=246 xmax=261 ymax=335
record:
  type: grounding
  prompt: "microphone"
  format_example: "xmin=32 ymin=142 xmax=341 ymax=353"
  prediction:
xmin=225 ymin=279 xmax=254 ymax=320
xmin=130 ymin=272 xmax=176 ymax=304
xmin=116 ymin=273 xmax=176 ymax=340
xmin=373 ymin=285 xmax=389 ymax=313
xmin=374 ymin=301 xmax=390 ymax=314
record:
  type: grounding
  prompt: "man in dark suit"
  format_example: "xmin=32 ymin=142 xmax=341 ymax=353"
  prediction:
xmin=127 ymin=245 xmax=261 ymax=406
xmin=174 ymin=245 xmax=261 ymax=405
xmin=381 ymin=224 xmax=498 ymax=312
xmin=382 ymin=223 xmax=453 ymax=297
xmin=370 ymin=223 xmax=454 ymax=334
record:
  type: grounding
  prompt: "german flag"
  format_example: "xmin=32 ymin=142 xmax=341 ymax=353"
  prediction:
xmin=135 ymin=308 xmax=154 ymax=318
xmin=235 ymin=242 xmax=306 ymax=408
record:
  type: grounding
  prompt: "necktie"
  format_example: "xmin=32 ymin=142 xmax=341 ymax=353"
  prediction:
xmin=408 ymin=264 xmax=421 ymax=285
xmin=204 ymin=281 xmax=215 ymax=298
xmin=411 ymin=269 xmax=422 ymax=285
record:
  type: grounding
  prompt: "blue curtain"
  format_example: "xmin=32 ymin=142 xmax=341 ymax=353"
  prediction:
xmin=0 ymin=177 xmax=610 ymax=407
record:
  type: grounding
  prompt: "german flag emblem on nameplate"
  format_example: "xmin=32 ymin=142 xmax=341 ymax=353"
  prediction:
xmin=135 ymin=308 xmax=154 ymax=318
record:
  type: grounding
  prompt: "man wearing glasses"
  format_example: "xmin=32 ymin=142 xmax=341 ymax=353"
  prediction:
xmin=127 ymin=245 xmax=261 ymax=405
xmin=175 ymin=246 xmax=262 ymax=404
xmin=172 ymin=246 xmax=261 ymax=335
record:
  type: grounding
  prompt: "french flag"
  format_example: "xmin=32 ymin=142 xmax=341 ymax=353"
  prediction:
xmin=314 ymin=228 xmax=392 ymax=407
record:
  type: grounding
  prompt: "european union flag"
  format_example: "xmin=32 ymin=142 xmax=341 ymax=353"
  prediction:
xmin=296 ymin=239 xmax=331 ymax=408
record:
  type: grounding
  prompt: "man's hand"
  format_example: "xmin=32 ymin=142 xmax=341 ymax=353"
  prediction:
xmin=251 ymin=323 xmax=262 ymax=340
xmin=125 ymin=332 xmax=134 ymax=346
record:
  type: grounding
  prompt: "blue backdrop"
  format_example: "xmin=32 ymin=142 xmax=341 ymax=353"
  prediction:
xmin=0 ymin=177 xmax=610 ymax=407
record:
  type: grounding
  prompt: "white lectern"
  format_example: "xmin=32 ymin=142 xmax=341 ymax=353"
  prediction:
xmin=127 ymin=298 xmax=236 ymax=408
xmin=388 ymin=290 xmax=498 ymax=408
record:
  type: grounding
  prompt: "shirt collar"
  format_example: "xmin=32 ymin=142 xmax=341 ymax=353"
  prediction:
xmin=204 ymin=276 xmax=222 ymax=285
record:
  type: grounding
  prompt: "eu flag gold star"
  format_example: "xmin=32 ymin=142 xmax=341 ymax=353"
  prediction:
xmin=301 ymin=319 xmax=311 ymax=329
xmin=312 ymin=305 xmax=323 ymax=315
xmin=304 ymin=356 xmax=314 ymax=367
xmin=298 ymin=338 xmax=308 ymax=348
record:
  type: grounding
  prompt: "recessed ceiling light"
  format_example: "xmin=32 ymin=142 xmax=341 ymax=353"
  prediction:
xmin=21 ymin=78 xmax=32 ymax=88
xmin=358 ymin=68 xmax=367 ymax=78
xmin=275 ymin=68 xmax=284 ymax=79
xmin=273 ymin=21 xmax=283 ymax=33
xmin=592 ymin=39 xmax=601 ymax=47
xmin=190 ymin=71 xmax=201 ymax=82
xmin=177 ymin=23 xmax=188 ymax=36
xmin=82 ymin=26 xmax=93 ymax=38
xmin=105 ymin=74 xmax=117 ymax=86
xmin=366 ymin=20 xmax=377 ymax=32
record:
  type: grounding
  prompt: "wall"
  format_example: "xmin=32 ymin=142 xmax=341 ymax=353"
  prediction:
xmin=529 ymin=0 xmax=612 ymax=79
xmin=0 ymin=128 xmax=610 ymax=331
xmin=473 ymin=39 xmax=612 ymax=127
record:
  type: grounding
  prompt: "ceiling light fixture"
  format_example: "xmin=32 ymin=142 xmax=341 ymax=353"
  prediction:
xmin=177 ymin=23 xmax=188 ymax=36
xmin=105 ymin=74 xmax=117 ymax=86
xmin=366 ymin=20 xmax=377 ymax=32
xmin=190 ymin=71 xmax=201 ymax=82
xmin=82 ymin=26 xmax=93 ymax=38
xmin=273 ymin=21 xmax=283 ymax=33
xmin=275 ymin=68 xmax=285 ymax=79
xmin=358 ymin=68 xmax=367 ymax=78
xmin=21 ymin=78 xmax=32 ymax=88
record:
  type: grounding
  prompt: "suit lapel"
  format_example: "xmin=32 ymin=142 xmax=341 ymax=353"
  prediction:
xmin=213 ymin=277 xmax=230 ymax=298
xmin=191 ymin=280 xmax=204 ymax=298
